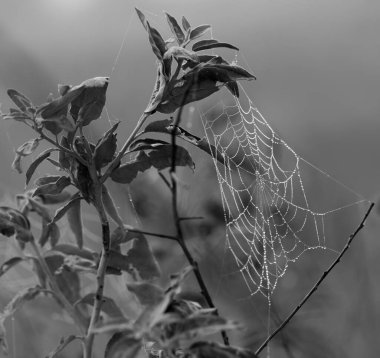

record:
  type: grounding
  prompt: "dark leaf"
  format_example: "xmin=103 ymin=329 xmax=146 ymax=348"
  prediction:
xmin=75 ymin=163 xmax=92 ymax=202
xmin=39 ymin=218 xmax=52 ymax=247
xmin=164 ymin=12 xmax=185 ymax=44
xmin=45 ymin=335 xmax=79 ymax=358
xmin=7 ymin=89 xmax=34 ymax=113
xmin=40 ymin=115 xmax=75 ymax=132
xmin=94 ymin=122 xmax=119 ymax=170
xmin=182 ymin=16 xmax=191 ymax=32
xmin=76 ymin=293 xmax=125 ymax=319
xmin=192 ymin=39 xmax=239 ymax=52
xmin=189 ymin=25 xmax=211 ymax=41
xmin=25 ymin=149 xmax=57 ymax=186
xmin=57 ymin=84 xmax=71 ymax=96
xmin=66 ymin=195 xmax=83 ymax=249
xmin=104 ymin=331 xmax=141 ymax=358
xmin=0 ymin=257 xmax=23 ymax=278
xmin=51 ymin=193 xmax=82 ymax=225
xmin=146 ymin=22 xmax=167 ymax=61
xmin=49 ymin=222 xmax=60 ymax=247
xmin=33 ymin=176 xmax=71 ymax=197
xmin=39 ymin=191 xmax=72 ymax=205
xmin=126 ymin=282 xmax=164 ymax=306
xmin=166 ymin=299 xmax=202 ymax=318
xmin=188 ymin=341 xmax=258 ymax=358
xmin=130 ymin=138 xmax=170 ymax=151
xmin=135 ymin=8 xmax=148 ymax=30
xmin=139 ymin=120 xmax=225 ymax=165
xmin=69 ymin=77 xmax=109 ymax=126
xmin=35 ymin=175 xmax=63 ymax=186
xmin=125 ymin=236 xmax=160 ymax=280
xmin=111 ymin=145 xmax=194 ymax=184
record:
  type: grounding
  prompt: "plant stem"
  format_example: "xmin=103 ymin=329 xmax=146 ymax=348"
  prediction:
xmin=255 ymin=202 xmax=374 ymax=356
xmin=30 ymin=240 xmax=86 ymax=334
xmin=169 ymin=86 xmax=230 ymax=346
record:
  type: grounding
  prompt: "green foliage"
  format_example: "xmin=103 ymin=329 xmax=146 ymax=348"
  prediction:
xmin=0 ymin=8 xmax=257 ymax=358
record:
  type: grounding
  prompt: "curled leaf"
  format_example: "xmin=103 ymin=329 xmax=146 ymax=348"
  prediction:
xmin=7 ymin=89 xmax=34 ymax=113
xmin=33 ymin=176 xmax=71 ymax=197
xmin=192 ymin=39 xmax=239 ymax=52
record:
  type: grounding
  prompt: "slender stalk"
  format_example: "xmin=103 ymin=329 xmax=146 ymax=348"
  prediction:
xmin=30 ymin=240 xmax=86 ymax=334
xmin=169 ymin=81 xmax=230 ymax=346
xmin=83 ymin=188 xmax=111 ymax=358
xmin=255 ymin=202 xmax=375 ymax=356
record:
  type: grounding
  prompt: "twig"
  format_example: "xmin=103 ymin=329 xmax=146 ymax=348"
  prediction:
xmin=169 ymin=75 xmax=230 ymax=346
xmin=255 ymin=202 xmax=375 ymax=356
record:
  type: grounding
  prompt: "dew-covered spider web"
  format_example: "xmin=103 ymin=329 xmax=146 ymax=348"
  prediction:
xmin=198 ymin=81 xmax=371 ymax=299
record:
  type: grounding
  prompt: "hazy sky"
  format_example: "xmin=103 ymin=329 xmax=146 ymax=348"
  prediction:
xmin=1 ymin=0 xmax=379 ymax=198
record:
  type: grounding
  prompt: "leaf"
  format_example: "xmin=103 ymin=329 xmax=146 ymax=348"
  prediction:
xmin=164 ymin=12 xmax=185 ymax=44
xmin=25 ymin=148 xmax=57 ymax=186
xmin=188 ymin=342 xmax=258 ymax=358
xmin=111 ymin=144 xmax=194 ymax=184
xmin=1 ymin=286 xmax=42 ymax=318
xmin=135 ymin=8 xmax=148 ymax=30
xmin=45 ymin=255 xmax=80 ymax=303
xmin=40 ymin=115 xmax=75 ymax=132
xmin=182 ymin=16 xmax=191 ymax=32
xmin=17 ymin=138 xmax=40 ymax=157
xmin=66 ymin=195 xmax=83 ymax=249
xmin=76 ymin=293 xmax=125 ymax=319
xmin=69 ymin=77 xmax=109 ymax=126
xmin=48 ymin=221 xmax=60 ymax=247
xmin=104 ymin=331 xmax=141 ymax=358
xmin=1 ymin=108 xmax=31 ymax=123
xmin=192 ymin=39 xmax=239 ymax=52
xmin=59 ymin=136 xmax=71 ymax=170
xmin=45 ymin=335 xmax=79 ymax=358
xmin=126 ymin=282 xmax=164 ymax=306
xmin=7 ymin=89 xmax=34 ymax=113
xmin=50 ymin=193 xmax=82 ymax=225
xmin=146 ymin=22 xmax=167 ymax=61
xmin=125 ymin=236 xmax=160 ymax=280
xmin=0 ymin=257 xmax=23 ymax=278
xmin=94 ymin=122 xmax=119 ymax=170
xmin=33 ymin=176 xmax=71 ymax=197
xmin=139 ymin=119 xmax=226 ymax=166
xmin=11 ymin=154 xmax=22 ymax=173
xmin=189 ymin=24 xmax=211 ymax=41
xmin=35 ymin=175 xmax=63 ymax=186
xmin=40 ymin=191 xmax=72 ymax=205
xmin=110 ymin=225 xmax=138 ymax=248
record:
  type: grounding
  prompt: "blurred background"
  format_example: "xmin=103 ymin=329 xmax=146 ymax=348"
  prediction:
xmin=0 ymin=0 xmax=380 ymax=357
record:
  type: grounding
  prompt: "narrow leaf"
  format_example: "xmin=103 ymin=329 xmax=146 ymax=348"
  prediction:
xmin=34 ymin=175 xmax=62 ymax=186
xmin=189 ymin=24 xmax=211 ymax=40
xmin=25 ymin=148 xmax=56 ymax=186
xmin=182 ymin=16 xmax=191 ymax=32
xmin=135 ymin=8 xmax=148 ymax=30
xmin=189 ymin=341 xmax=258 ymax=358
xmin=164 ymin=12 xmax=185 ymax=44
xmin=192 ymin=40 xmax=239 ymax=52
xmin=0 ymin=257 xmax=23 ymax=278
xmin=52 ymin=244 xmax=96 ymax=261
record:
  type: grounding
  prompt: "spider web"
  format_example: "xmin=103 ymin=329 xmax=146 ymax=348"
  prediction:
xmin=199 ymin=84 xmax=369 ymax=298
